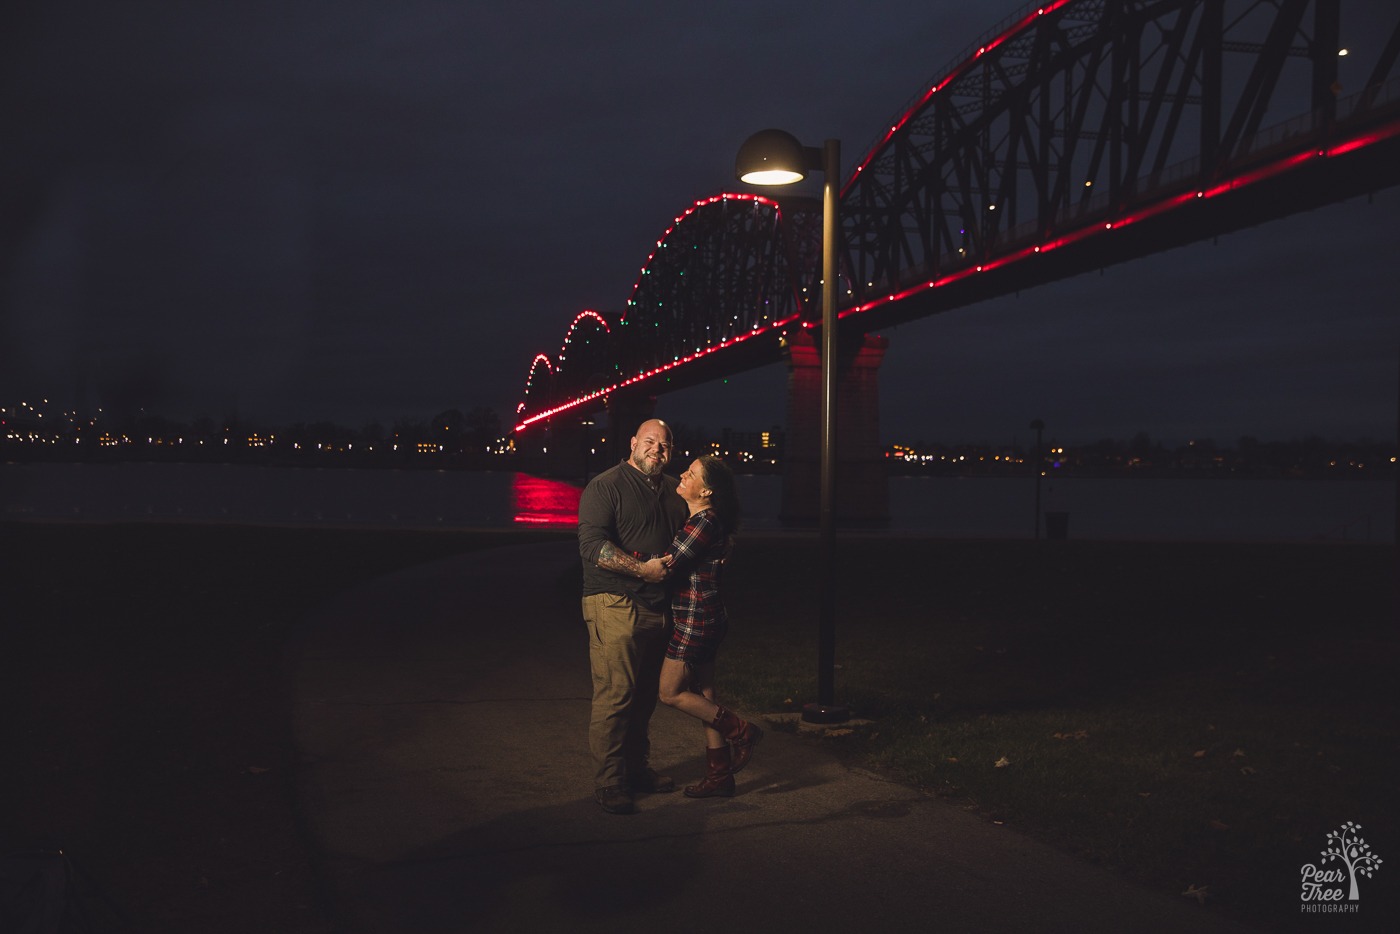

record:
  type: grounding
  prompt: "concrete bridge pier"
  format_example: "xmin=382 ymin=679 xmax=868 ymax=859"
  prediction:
xmin=781 ymin=330 xmax=890 ymax=527
xmin=513 ymin=415 xmax=591 ymax=479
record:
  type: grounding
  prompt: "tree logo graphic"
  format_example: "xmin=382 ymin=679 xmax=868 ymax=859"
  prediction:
xmin=1300 ymin=822 xmax=1383 ymax=907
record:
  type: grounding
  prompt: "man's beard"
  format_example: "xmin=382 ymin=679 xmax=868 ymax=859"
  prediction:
xmin=631 ymin=452 xmax=664 ymax=477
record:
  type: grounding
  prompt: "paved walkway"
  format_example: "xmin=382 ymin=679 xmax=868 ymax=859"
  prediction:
xmin=290 ymin=540 xmax=1256 ymax=933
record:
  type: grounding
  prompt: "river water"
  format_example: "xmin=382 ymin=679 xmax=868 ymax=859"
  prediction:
xmin=1 ymin=462 xmax=1392 ymax=543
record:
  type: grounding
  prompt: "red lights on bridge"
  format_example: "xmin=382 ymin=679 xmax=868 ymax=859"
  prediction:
xmin=514 ymin=72 xmax=1396 ymax=438
xmin=555 ymin=310 xmax=612 ymax=370
xmin=513 ymin=315 xmax=802 ymax=433
xmin=1323 ymin=121 xmax=1400 ymax=158
xmin=518 ymin=354 xmax=555 ymax=413
xmin=835 ymin=121 xmax=1389 ymax=324
xmin=623 ymin=192 xmax=784 ymax=327
xmin=513 ymin=191 xmax=807 ymax=433
xmin=847 ymin=0 xmax=1076 ymax=195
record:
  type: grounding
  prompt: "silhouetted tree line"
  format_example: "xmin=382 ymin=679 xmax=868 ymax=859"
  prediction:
xmin=2 ymin=405 xmax=505 ymax=469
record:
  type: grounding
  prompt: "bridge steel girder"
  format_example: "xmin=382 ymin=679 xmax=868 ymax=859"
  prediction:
xmin=513 ymin=194 xmax=822 ymax=432
xmin=513 ymin=0 xmax=1400 ymax=431
xmin=616 ymin=194 xmax=821 ymax=381
xmin=840 ymin=0 xmax=1400 ymax=318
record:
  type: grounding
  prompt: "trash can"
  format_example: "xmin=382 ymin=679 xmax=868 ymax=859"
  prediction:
xmin=1045 ymin=511 xmax=1069 ymax=540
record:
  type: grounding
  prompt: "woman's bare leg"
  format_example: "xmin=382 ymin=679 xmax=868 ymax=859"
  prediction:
xmin=688 ymin=660 xmax=725 ymax=749
xmin=659 ymin=657 xmax=722 ymax=745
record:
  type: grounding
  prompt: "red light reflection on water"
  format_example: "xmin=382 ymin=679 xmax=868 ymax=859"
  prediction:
xmin=512 ymin=473 xmax=581 ymax=527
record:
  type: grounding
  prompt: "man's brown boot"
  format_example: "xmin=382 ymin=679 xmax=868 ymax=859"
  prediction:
xmin=629 ymin=767 xmax=675 ymax=794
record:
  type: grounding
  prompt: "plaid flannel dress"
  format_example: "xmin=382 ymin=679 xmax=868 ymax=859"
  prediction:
xmin=663 ymin=508 xmax=729 ymax=664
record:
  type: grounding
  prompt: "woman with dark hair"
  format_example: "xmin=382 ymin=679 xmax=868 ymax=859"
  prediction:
xmin=644 ymin=454 xmax=762 ymax=798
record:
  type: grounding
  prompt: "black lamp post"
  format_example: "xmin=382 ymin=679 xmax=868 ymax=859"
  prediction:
xmin=1030 ymin=419 xmax=1045 ymax=540
xmin=736 ymin=129 xmax=848 ymax=724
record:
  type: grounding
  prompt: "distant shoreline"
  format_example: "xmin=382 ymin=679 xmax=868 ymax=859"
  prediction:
xmin=3 ymin=450 xmax=1394 ymax=482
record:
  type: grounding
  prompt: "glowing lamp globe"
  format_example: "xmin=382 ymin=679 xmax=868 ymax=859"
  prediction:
xmin=736 ymin=129 xmax=809 ymax=185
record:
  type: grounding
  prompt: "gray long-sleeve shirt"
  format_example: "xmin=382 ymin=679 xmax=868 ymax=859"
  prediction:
xmin=578 ymin=459 xmax=686 ymax=609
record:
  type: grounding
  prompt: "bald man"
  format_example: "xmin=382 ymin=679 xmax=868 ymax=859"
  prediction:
xmin=577 ymin=418 xmax=688 ymax=814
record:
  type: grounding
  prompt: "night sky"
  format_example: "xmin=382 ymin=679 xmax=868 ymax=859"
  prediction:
xmin=3 ymin=0 xmax=1397 ymax=445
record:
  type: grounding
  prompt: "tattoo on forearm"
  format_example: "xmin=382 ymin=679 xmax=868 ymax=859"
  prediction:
xmin=597 ymin=541 xmax=647 ymax=578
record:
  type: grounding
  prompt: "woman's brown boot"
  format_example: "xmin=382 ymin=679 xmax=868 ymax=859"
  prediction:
xmin=710 ymin=705 xmax=763 ymax=773
xmin=684 ymin=746 xmax=735 ymax=798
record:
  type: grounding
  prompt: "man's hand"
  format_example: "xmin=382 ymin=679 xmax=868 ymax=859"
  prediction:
xmin=639 ymin=557 xmax=670 ymax=583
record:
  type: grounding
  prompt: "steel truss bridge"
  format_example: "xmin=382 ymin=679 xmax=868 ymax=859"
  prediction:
xmin=513 ymin=0 xmax=1400 ymax=435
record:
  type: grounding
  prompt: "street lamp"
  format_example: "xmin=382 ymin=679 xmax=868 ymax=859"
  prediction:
xmin=736 ymin=129 xmax=848 ymax=724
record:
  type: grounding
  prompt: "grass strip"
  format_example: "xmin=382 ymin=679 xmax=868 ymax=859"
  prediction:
xmin=718 ymin=536 xmax=1399 ymax=929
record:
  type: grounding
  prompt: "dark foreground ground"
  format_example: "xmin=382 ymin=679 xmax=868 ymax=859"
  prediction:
xmin=1 ymin=522 xmax=1395 ymax=932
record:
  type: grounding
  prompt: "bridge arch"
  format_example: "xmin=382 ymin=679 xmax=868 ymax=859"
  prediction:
xmin=553 ymin=309 xmax=617 ymax=401
xmin=516 ymin=354 xmax=555 ymax=420
xmin=515 ymin=309 xmax=616 ymax=420
xmin=617 ymin=193 xmax=823 ymax=379
xmin=513 ymin=193 xmax=829 ymax=430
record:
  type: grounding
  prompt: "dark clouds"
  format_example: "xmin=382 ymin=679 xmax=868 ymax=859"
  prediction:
xmin=2 ymin=0 xmax=1396 ymax=443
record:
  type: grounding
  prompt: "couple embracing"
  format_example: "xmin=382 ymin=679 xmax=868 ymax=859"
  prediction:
xmin=577 ymin=418 xmax=762 ymax=815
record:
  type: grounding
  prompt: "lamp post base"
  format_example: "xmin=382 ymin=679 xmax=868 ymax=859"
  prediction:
xmin=801 ymin=702 xmax=851 ymax=725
